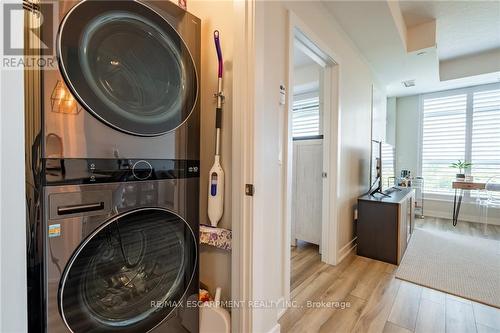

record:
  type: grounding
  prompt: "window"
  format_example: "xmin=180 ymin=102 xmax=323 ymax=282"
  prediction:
xmin=381 ymin=143 xmax=395 ymax=189
xmin=421 ymin=94 xmax=467 ymax=195
xmin=471 ymin=89 xmax=500 ymax=184
xmin=420 ymin=84 xmax=500 ymax=196
xmin=292 ymin=97 xmax=320 ymax=138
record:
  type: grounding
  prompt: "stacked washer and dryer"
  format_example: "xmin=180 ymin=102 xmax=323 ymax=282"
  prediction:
xmin=25 ymin=1 xmax=201 ymax=332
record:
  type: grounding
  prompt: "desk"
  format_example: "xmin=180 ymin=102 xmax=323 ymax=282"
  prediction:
xmin=452 ymin=181 xmax=486 ymax=226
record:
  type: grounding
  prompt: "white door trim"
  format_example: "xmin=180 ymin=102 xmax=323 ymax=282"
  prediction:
xmin=231 ymin=0 xmax=256 ymax=332
xmin=282 ymin=10 xmax=341 ymax=305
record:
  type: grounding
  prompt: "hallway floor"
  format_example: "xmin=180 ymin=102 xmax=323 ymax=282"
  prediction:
xmin=279 ymin=218 xmax=500 ymax=333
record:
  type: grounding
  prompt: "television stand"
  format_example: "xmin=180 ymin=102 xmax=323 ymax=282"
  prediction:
xmin=357 ymin=188 xmax=415 ymax=264
xmin=370 ymin=188 xmax=391 ymax=197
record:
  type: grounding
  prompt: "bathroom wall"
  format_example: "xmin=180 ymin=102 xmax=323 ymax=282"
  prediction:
xmin=189 ymin=1 xmax=234 ymax=302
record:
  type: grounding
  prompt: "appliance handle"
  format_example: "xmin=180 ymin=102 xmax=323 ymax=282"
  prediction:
xmin=57 ymin=202 xmax=104 ymax=215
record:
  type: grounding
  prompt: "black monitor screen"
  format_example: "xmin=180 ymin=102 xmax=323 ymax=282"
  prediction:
xmin=370 ymin=140 xmax=382 ymax=190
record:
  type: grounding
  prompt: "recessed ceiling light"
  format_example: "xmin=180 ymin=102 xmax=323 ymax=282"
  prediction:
xmin=402 ymin=79 xmax=416 ymax=88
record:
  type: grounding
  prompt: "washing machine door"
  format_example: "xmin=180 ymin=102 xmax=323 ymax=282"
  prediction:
xmin=59 ymin=208 xmax=197 ymax=332
xmin=57 ymin=1 xmax=198 ymax=136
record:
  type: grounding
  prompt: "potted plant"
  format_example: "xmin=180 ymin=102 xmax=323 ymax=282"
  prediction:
xmin=450 ymin=160 xmax=472 ymax=179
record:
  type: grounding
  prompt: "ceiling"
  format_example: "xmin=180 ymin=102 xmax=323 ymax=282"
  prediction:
xmin=400 ymin=1 xmax=500 ymax=60
xmin=294 ymin=46 xmax=315 ymax=68
xmin=322 ymin=0 xmax=500 ymax=97
xmin=293 ymin=45 xmax=320 ymax=95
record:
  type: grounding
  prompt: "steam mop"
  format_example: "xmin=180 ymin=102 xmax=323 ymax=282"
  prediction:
xmin=208 ymin=30 xmax=224 ymax=227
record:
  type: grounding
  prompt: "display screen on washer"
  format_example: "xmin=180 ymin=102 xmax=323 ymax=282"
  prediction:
xmin=58 ymin=1 xmax=198 ymax=136
xmin=43 ymin=158 xmax=200 ymax=185
xmin=59 ymin=209 xmax=197 ymax=332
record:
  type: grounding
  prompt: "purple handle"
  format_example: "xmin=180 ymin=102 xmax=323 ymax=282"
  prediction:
xmin=214 ymin=30 xmax=223 ymax=78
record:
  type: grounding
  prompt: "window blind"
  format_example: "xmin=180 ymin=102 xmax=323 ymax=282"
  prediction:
xmin=292 ymin=97 xmax=320 ymax=138
xmin=421 ymin=85 xmax=500 ymax=196
xmin=381 ymin=143 xmax=395 ymax=189
xmin=471 ymin=89 xmax=500 ymax=189
xmin=421 ymin=94 xmax=467 ymax=195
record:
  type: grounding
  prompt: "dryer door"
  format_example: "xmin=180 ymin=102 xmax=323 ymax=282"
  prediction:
xmin=57 ymin=1 xmax=198 ymax=136
xmin=59 ymin=208 xmax=197 ymax=332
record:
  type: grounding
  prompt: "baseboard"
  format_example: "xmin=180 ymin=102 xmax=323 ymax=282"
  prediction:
xmin=337 ymin=237 xmax=357 ymax=263
xmin=425 ymin=210 xmax=500 ymax=226
xmin=267 ymin=323 xmax=281 ymax=333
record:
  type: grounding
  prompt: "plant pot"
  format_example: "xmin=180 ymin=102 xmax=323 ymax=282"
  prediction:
xmin=456 ymin=174 xmax=466 ymax=179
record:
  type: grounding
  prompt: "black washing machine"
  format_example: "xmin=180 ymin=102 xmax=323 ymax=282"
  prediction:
xmin=25 ymin=1 xmax=201 ymax=332
xmin=41 ymin=0 xmax=200 ymax=159
xmin=39 ymin=160 xmax=200 ymax=333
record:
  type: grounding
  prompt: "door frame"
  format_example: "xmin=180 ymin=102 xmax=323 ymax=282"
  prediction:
xmin=282 ymin=10 xmax=341 ymax=304
xmin=231 ymin=0 xmax=256 ymax=332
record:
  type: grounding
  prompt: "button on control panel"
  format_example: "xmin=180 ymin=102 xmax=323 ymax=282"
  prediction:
xmin=132 ymin=160 xmax=153 ymax=180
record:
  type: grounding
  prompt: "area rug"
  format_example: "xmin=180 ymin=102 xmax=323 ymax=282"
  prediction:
xmin=396 ymin=228 xmax=500 ymax=308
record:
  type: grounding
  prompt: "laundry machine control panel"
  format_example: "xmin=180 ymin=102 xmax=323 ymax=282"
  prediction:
xmin=43 ymin=158 xmax=200 ymax=185
xmin=132 ymin=160 xmax=153 ymax=180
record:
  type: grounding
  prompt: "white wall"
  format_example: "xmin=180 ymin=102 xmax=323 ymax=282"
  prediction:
xmin=293 ymin=63 xmax=320 ymax=97
xmin=253 ymin=1 xmax=383 ymax=331
xmin=386 ymin=97 xmax=396 ymax=146
xmin=372 ymin=85 xmax=387 ymax=142
xmin=0 ymin=0 xmax=28 ymax=330
xmin=440 ymin=48 xmax=500 ymax=81
xmin=394 ymin=94 xmax=500 ymax=225
xmin=395 ymin=95 xmax=420 ymax=176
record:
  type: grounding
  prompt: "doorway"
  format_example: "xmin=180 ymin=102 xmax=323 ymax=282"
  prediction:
xmin=290 ymin=43 xmax=323 ymax=254
xmin=283 ymin=21 xmax=339 ymax=304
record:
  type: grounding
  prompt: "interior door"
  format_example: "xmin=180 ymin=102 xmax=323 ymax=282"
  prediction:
xmin=57 ymin=1 xmax=198 ymax=136
xmin=59 ymin=208 xmax=197 ymax=332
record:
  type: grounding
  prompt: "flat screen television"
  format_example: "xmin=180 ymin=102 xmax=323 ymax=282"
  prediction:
xmin=369 ymin=140 xmax=383 ymax=196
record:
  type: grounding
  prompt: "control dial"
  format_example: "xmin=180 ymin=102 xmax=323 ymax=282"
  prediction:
xmin=132 ymin=160 xmax=152 ymax=180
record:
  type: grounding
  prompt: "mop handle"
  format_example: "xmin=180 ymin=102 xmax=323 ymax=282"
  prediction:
xmin=214 ymin=30 xmax=223 ymax=155
xmin=214 ymin=30 xmax=223 ymax=79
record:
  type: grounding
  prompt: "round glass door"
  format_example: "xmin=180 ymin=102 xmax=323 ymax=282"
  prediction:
xmin=59 ymin=208 xmax=197 ymax=332
xmin=57 ymin=1 xmax=198 ymax=136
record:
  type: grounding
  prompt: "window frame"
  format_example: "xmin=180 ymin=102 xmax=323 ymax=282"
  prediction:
xmin=418 ymin=82 xmax=500 ymax=202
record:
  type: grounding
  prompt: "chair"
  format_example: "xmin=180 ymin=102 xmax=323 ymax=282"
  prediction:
xmin=478 ymin=176 xmax=500 ymax=234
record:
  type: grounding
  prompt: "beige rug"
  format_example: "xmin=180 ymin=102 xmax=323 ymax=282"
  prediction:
xmin=396 ymin=228 xmax=500 ymax=308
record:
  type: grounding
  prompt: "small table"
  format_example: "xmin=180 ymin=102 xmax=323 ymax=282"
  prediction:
xmin=452 ymin=181 xmax=486 ymax=226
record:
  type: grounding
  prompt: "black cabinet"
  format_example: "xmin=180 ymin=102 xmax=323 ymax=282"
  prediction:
xmin=357 ymin=188 xmax=415 ymax=265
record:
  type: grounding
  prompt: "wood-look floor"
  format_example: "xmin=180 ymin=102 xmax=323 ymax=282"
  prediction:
xmin=279 ymin=218 xmax=500 ymax=333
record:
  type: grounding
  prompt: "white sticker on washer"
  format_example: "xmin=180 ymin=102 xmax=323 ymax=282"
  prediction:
xmin=48 ymin=224 xmax=61 ymax=238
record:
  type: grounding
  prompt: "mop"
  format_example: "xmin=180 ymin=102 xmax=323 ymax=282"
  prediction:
xmin=208 ymin=30 xmax=224 ymax=227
